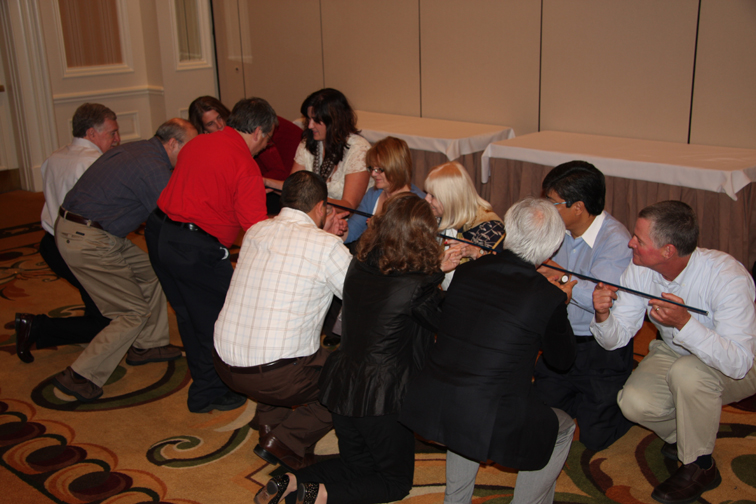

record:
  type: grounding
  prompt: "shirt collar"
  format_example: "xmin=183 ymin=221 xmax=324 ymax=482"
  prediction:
xmin=279 ymin=206 xmax=318 ymax=227
xmin=71 ymin=136 xmax=103 ymax=154
xmin=566 ymin=211 xmax=605 ymax=248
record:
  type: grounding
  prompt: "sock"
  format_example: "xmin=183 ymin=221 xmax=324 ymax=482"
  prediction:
xmin=694 ymin=454 xmax=713 ymax=469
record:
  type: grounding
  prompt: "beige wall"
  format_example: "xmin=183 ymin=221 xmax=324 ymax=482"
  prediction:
xmin=689 ymin=0 xmax=756 ymax=148
xmin=540 ymin=0 xmax=698 ymax=143
xmin=216 ymin=0 xmax=756 ymax=149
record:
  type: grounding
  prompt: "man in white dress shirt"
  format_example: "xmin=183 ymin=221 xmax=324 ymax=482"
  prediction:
xmin=214 ymin=170 xmax=350 ymax=472
xmin=15 ymin=103 xmax=119 ymax=363
xmin=592 ymin=200 xmax=756 ymax=504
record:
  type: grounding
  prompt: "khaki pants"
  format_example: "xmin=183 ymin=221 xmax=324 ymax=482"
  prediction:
xmin=618 ymin=339 xmax=756 ymax=464
xmin=55 ymin=217 xmax=169 ymax=387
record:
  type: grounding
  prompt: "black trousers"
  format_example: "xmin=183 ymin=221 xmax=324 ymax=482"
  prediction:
xmin=291 ymin=412 xmax=415 ymax=504
xmin=34 ymin=232 xmax=110 ymax=347
xmin=534 ymin=336 xmax=634 ymax=451
xmin=145 ymin=212 xmax=234 ymax=412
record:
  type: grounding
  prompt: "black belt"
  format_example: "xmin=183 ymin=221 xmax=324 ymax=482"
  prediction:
xmin=59 ymin=208 xmax=103 ymax=230
xmin=153 ymin=208 xmax=217 ymax=241
xmin=575 ymin=335 xmax=595 ymax=345
xmin=219 ymin=357 xmax=297 ymax=374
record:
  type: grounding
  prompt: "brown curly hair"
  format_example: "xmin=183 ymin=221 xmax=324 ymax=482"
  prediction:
xmin=356 ymin=193 xmax=442 ymax=275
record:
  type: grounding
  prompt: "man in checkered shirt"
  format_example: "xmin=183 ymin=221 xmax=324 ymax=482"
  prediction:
xmin=214 ymin=171 xmax=350 ymax=472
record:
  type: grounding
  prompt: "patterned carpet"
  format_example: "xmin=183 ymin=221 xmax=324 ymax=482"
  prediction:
xmin=1 ymin=189 xmax=755 ymax=504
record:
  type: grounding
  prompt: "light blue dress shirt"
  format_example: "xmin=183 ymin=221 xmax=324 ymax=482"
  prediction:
xmin=553 ymin=211 xmax=632 ymax=336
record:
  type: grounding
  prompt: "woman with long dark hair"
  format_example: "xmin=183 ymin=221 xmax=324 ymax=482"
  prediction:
xmin=265 ymin=88 xmax=371 ymax=209
xmin=254 ymin=193 xmax=446 ymax=504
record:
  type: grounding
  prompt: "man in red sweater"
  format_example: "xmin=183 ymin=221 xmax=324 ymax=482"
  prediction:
xmin=145 ymin=98 xmax=277 ymax=413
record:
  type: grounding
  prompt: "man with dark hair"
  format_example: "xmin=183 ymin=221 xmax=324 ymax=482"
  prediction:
xmin=535 ymin=160 xmax=634 ymax=451
xmin=15 ymin=103 xmax=119 ymax=363
xmin=53 ymin=118 xmax=197 ymax=402
xmin=592 ymin=200 xmax=756 ymax=504
xmin=145 ymin=97 xmax=278 ymax=415
xmin=214 ymin=171 xmax=349 ymax=471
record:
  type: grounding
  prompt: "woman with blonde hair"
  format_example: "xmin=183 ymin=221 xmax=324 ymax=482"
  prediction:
xmin=344 ymin=136 xmax=425 ymax=244
xmin=424 ymin=162 xmax=505 ymax=287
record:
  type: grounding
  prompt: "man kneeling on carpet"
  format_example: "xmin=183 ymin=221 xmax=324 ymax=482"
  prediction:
xmin=214 ymin=171 xmax=349 ymax=472
xmin=591 ymin=200 xmax=756 ymax=504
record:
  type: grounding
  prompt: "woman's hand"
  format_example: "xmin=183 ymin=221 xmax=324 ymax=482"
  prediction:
xmin=441 ymin=243 xmax=463 ymax=272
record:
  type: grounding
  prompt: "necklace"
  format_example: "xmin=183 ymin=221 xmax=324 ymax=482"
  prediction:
xmin=314 ymin=142 xmax=336 ymax=180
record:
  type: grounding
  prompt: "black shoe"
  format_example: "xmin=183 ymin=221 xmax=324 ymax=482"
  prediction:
xmin=296 ymin=482 xmax=319 ymax=504
xmin=651 ymin=460 xmax=721 ymax=504
xmin=14 ymin=313 xmax=37 ymax=364
xmin=322 ymin=334 xmax=341 ymax=348
xmin=193 ymin=390 xmax=247 ymax=413
xmin=661 ymin=442 xmax=678 ymax=461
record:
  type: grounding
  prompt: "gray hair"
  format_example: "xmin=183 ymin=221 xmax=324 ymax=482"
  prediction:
xmin=155 ymin=118 xmax=197 ymax=145
xmin=227 ymin=97 xmax=278 ymax=135
xmin=504 ymin=197 xmax=565 ymax=265
xmin=72 ymin=103 xmax=116 ymax=138
xmin=638 ymin=200 xmax=698 ymax=256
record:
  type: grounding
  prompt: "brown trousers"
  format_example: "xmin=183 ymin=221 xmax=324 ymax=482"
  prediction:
xmin=214 ymin=347 xmax=333 ymax=457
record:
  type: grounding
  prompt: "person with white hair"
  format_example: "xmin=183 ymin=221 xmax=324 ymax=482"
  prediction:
xmin=400 ymin=197 xmax=578 ymax=504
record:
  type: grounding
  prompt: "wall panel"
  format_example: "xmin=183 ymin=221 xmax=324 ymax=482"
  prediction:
xmin=540 ymin=0 xmax=698 ymax=143
xmin=237 ymin=0 xmax=323 ymax=120
xmin=321 ymin=0 xmax=420 ymax=116
xmin=689 ymin=0 xmax=756 ymax=149
xmin=420 ymin=0 xmax=541 ymax=133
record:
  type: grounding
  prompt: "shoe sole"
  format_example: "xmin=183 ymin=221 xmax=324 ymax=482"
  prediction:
xmin=125 ymin=355 xmax=181 ymax=366
xmin=253 ymin=444 xmax=294 ymax=472
xmin=53 ymin=379 xmax=103 ymax=403
xmin=651 ymin=469 xmax=722 ymax=504
xmin=254 ymin=478 xmax=287 ymax=504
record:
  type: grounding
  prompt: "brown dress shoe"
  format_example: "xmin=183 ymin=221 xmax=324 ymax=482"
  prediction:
xmin=125 ymin=345 xmax=182 ymax=365
xmin=651 ymin=460 xmax=721 ymax=504
xmin=53 ymin=367 xmax=103 ymax=402
xmin=254 ymin=435 xmax=315 ymax=471
xmin=14 ymin=313 xmax=36 ymax=364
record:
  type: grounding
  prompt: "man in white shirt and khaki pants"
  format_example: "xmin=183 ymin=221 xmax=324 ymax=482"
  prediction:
xmin=592 ymin=200 xmax=756 ymax=504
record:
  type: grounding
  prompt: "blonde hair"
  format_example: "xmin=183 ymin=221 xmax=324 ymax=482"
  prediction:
xmin=365 ymin=136 xmax=412 ymax=193
xmin=424 ymin=161 xmax=493 ymax=230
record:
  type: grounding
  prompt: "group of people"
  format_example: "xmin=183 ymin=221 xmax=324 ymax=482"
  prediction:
xmin=14 ymin=87 xmax=756 ymax=504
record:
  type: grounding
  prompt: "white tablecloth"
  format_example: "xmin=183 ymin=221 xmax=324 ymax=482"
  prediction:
xmin=481 ymin=131 xmax=756 ymax=200
xmin=354 ymin=111 xmax=514 ymax=161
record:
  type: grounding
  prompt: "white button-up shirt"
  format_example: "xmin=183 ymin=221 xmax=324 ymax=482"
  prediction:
xmin=591 ymin=248 xmax=756 ymax=379
xmin=214 ymin=207 xmax=351 ymax=366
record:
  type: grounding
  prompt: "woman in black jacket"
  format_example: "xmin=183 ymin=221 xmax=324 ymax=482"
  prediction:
xmin=255 ymin=193 xmax=447 ymax=504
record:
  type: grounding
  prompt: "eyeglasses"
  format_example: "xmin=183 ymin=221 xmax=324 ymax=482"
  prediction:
xmin=552 ymin=201 xmax=570 ymax=207
xmin=367 ymin=166 xmax=385 ymax=174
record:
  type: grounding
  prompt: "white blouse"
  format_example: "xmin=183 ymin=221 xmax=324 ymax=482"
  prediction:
xmin=294 ymin=133 xmax=372 ymax=200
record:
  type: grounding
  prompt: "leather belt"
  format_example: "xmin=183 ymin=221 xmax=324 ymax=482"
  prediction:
xmin=59 ymin=207 xmax=103 ymax=230
xmin=153 ymin=208 xmax=217 ymax=241
xmin=220 ymin=356 xmax=298 ymax=374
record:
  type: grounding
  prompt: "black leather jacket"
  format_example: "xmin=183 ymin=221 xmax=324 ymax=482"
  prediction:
xmin=319 ymin=257 xmax=444 ymax=417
